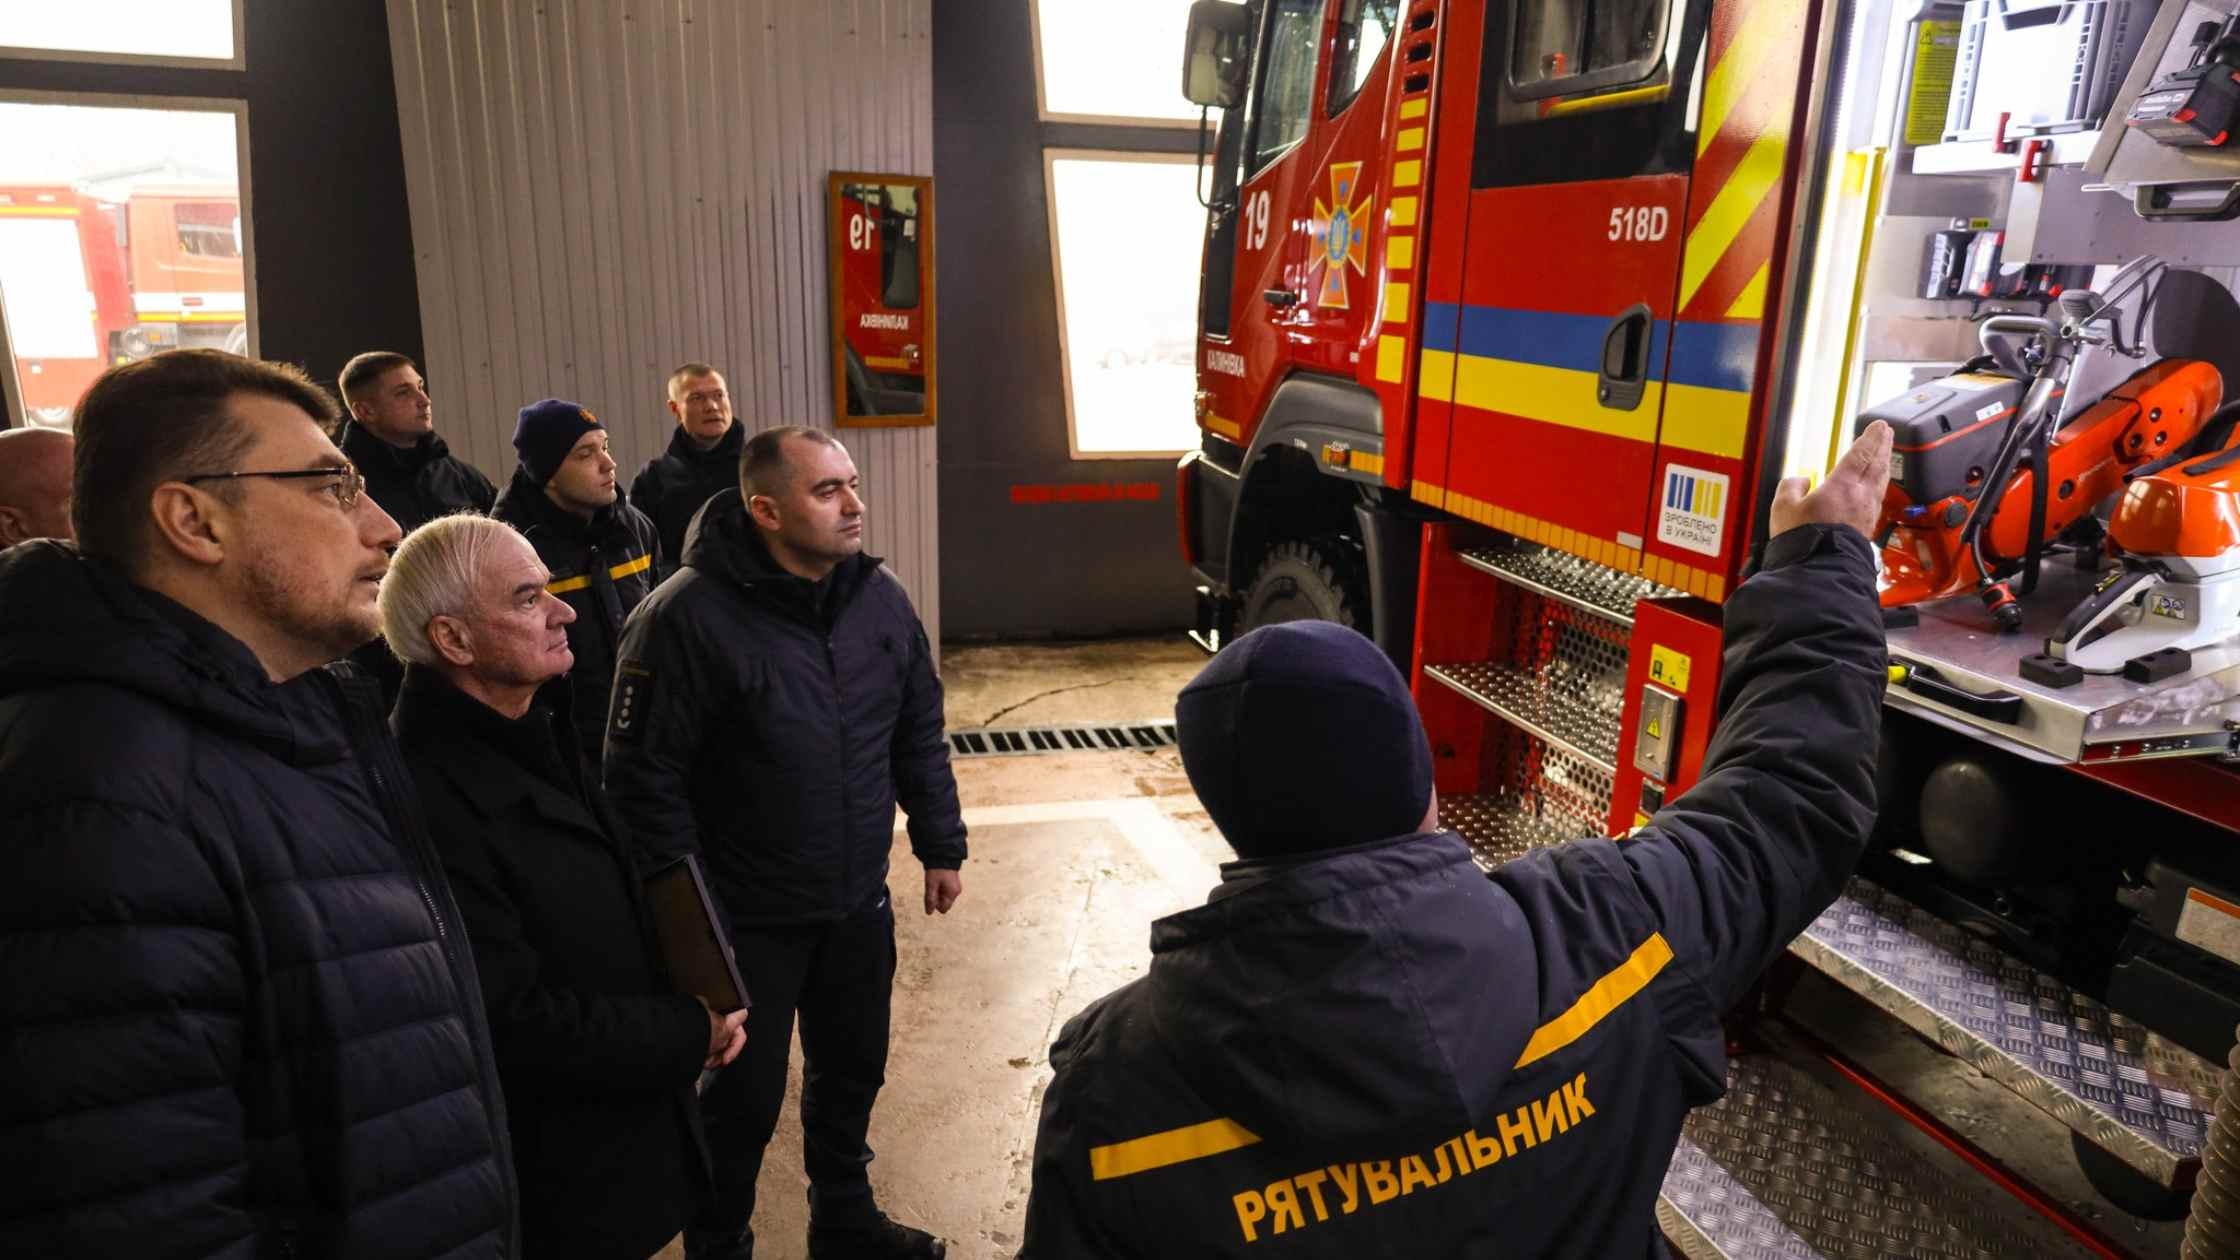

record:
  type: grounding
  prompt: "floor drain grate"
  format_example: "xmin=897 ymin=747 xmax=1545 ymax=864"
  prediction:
xmin=945 ymin=720 xmax=1179 ymax=758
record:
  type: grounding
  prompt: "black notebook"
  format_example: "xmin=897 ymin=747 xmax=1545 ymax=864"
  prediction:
xmin=643 ymin=855 xmax=749 ymax=1016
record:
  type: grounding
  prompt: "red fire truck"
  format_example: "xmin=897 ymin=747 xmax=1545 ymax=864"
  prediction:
xmin=1176 ymin=0 xmax=2240 ymax=1252
xmin=0 ymin=183 xmax=247 ymax=424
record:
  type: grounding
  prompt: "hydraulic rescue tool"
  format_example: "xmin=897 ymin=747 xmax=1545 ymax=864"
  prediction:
xmin=1858 ymin=257 xmax=2223 ymax=628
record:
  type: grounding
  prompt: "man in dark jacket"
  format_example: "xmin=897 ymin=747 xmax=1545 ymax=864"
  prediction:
xmin=491 ymin=399 xmax=660 ymax=756
xmin=0 ymin=349 xmax=517 ymax=1258
xmin=383 ymin=511 xmax=744 ymax=1260
xmin=607 ymin=425 xmax=965 ymax=1260
xmin=631 ymin=362 xmax=745 ymax=579
xmin=1017 ymin=421 xmax=1896 ymax=1259
xmin=338 ymin=350 xmax=500 ymax=704
xmin=338 ymin=350 xmax=499 ymax=528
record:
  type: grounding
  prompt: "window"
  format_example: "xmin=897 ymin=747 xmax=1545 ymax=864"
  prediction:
xmin=0 ymin=98 xmax=253 ymax=428
xmin=1251 ymin=0 xmax=1325 ymax=172
xmin=0 ymin=0 xmax=240 ymax=67
xmin=1034 ymin=0 xmax=1206 ymax=124
xmin=1046 ymin=153 xmax=1207 ymax=457
xmin=1329 ymin=0 xmax=1400 ymax=116
xmin=1473 ymin=0 xmax=1694 ymax=188
xmin=1510 ymin=0 xmax=1669 ymax=98
xmin=175 ymin=201 xmax=241 ymax=259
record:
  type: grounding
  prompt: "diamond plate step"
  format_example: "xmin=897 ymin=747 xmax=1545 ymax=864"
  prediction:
xmin=1424 ymin=660 xmax=1622 ymax=774
xmin=1441 ymin=794 xmax=1595 ymax=872
xmin=1458 ymin=543 xmax=1679 ymax=627
xmin=1658 ymin=1053 xmax=2089 ymax=1260
xmin=1790 ymin=878 xmax=2220 ymax=1189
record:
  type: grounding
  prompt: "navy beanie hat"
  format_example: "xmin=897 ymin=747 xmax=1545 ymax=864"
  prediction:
xmin=1175 ymin=620 xmax=1434 ymax=859
xmin=513 ymin=398 xmax=603 ymax=485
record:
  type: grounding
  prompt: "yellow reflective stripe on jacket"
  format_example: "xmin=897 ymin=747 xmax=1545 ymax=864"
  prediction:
xmin=545 ymin=552 xmax=652 ymax=596
xmin=1512 ymin=933 xmax=1674 ymax=1069
xmin=1090 ymin=1117 xmax=1261 ymax=1182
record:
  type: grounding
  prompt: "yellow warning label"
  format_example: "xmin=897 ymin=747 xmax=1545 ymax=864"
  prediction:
xmin=1904 ymin=21 xmax=1959 ymax=147
xmin=1645 ymin=718 xmax=1663 ymax=739
xmin=1648 ymin=645 xmax=1693 ymax=695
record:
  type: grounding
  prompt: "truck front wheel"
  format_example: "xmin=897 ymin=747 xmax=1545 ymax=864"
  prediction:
xmin=1238 ymin=538 xmax=1367 ymax=634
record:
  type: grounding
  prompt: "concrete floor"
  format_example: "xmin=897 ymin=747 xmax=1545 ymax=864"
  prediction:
xmin=658 ymin=637 xmax=1220 ymax=1260
xmin=652 ymin=634 xmax=2194 ymax=1260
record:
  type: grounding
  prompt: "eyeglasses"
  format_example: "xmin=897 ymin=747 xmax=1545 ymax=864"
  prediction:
xmin=182 ymin=462 xmax=365 ymax=511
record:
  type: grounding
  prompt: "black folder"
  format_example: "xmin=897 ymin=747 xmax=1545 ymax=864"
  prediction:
xmin=643 ymin=855 xmax=749 ymax=1016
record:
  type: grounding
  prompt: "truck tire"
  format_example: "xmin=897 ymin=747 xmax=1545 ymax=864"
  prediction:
xmin=1238 ymin=538 xmax=1366 ymax=634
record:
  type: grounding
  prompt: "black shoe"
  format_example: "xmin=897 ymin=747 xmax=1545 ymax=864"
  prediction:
xmin=683 ymin=1225 xmax=754 ymax=1260
xmin=807 ymin=1208 xmax=946 ymax=1260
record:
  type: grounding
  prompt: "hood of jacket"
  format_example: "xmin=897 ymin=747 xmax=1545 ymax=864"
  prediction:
xmin=0 ymin=540 xmax=348 ymax=765
xmin=678 ymin=489 xmax=879 ymax=605
xmin=1141 ymin=831 xmax=1539 ymax=1154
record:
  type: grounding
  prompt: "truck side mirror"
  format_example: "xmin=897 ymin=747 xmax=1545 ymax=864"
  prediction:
xmin=1182 ymin=0 xmax=1251 ymax=109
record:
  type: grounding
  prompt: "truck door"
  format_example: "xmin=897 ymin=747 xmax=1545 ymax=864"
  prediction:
xmin=1433 ymin=0 xmax=1709 ymax=585
xmin=1199 ymin=0 xmax=1326 ymax=446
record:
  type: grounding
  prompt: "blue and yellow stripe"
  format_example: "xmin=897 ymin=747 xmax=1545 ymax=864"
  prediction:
xmin=1417 ymin=303 xmax=1756 ymax=459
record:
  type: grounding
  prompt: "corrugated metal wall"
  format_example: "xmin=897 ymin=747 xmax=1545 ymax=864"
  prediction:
xmin=384 ymin=0 xmax=940 ymax=640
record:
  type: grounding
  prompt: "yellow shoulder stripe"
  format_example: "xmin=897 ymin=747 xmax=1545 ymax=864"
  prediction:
xmin=1090 ymin=1116 xmax=1261 ymax=1182
xmin=544 ymin=552 xmax=652 ymax=596
xmin=1513 ymin=933 xmax=1674 ymax=1069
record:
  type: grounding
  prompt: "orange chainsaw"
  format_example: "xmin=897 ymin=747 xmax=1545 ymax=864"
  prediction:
xmin=1857 ymin=259 xmax=2223 ymax=629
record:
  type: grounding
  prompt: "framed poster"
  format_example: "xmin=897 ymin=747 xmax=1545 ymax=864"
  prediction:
xmin=829 ymin=172 xmax=935 ymax=428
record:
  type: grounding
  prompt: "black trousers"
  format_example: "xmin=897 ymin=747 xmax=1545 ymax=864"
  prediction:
xmin=695 ymin=892 xmax=897 ymax=1235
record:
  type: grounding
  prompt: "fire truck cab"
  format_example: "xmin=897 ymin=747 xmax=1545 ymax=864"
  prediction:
xmin=1177 ymin=0 xmax=2240 ymax=1251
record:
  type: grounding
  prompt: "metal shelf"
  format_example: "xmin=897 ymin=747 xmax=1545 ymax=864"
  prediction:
xmin=1659 ymin=1053 xmax=2087 ymax=1259
xmin=1791 ymin=878 xmax=2219 ymax=1189
xmin=1457 ymin=544 xmax=1675 ymax=628
xmin=1424 ymin=661 xmax=1621 ymax=775
xmin=1441 ymin=794 xmax=1590 ymax=872
xmin=1909 ymin=128 xmax=2103 ymax=176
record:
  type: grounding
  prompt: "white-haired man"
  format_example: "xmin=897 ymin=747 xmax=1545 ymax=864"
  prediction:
xmin=382 ymin=512 xmax=744 ymax=1260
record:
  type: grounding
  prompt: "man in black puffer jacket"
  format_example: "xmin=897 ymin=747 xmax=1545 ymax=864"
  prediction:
xmin=338 ymin=350 xmax=498 ymax=530
xmin=631 ymin=363 xmax=746 ymax=581
xmin=0 ymin=350 xmax=516 ymax=1259
xmin=491 ymin=399 xmax=659 ymax=756
xmin=607 ymin=426 xmax=964 ymax=1260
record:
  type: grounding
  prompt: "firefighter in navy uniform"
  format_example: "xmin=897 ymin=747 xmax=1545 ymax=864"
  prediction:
xmin=1019 ymin=421 xmax=1896 ymax=1260
xmin=491 ymin=399 xmax=659 ymax=757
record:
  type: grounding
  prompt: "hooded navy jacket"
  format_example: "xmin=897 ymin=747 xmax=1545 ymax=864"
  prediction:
xmin=1018 ymin=524 xmax=1886 ymax=1258
xmin=603 ymin=491 xmax=965 ymax=926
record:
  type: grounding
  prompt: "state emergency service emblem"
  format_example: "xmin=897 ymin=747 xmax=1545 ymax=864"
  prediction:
xmin=1310 ymin=161 xmax=1372 ymax=311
